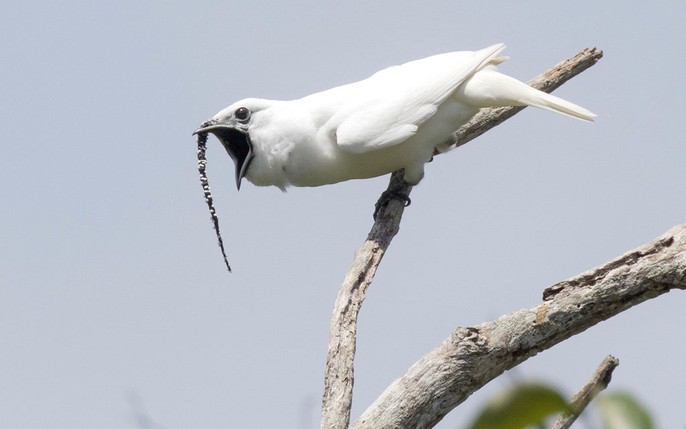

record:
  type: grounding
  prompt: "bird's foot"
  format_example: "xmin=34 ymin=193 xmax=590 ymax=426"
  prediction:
xmin=373 ymin=187 xmax=412 ymax=220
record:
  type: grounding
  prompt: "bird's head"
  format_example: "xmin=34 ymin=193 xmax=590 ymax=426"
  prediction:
xmin=194 ymin=98 xmax=271 ymax=190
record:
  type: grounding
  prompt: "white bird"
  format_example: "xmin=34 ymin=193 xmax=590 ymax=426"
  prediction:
xmin=195 ymin=43 xmax=595 ymax=192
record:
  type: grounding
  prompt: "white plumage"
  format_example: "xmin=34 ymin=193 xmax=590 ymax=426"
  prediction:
xmin=195 ymin=44 xmax=595 ymax=190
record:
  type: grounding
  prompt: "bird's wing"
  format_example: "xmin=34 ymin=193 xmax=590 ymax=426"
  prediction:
xmin=331 ymin=43 xmax=506 ymax=153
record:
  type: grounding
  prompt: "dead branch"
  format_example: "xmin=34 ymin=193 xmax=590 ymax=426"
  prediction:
xmin=351 ymin=225 xmax=686 ymax=428
xmin=550 ymin=355 xmax=620 ymax=429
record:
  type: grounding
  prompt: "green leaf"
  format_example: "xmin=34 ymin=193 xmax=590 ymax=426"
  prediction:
xmin=466 ymin=383 xmax=571 ymax=429
xmin=597 ymin=392 xmax=655 ymax=429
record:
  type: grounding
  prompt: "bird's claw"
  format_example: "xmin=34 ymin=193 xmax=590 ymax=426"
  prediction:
xmin=373 ymin=188 xmax=411 ymax=220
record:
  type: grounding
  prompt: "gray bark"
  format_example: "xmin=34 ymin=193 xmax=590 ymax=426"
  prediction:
xmin=351 ymin=226 xmax=686 ymax=428
xmin=550 ymin=355 xmax=620 ymax=429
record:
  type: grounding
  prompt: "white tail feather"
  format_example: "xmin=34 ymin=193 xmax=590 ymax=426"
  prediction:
xmin=458 ymin=69 xmax=596 ymax=122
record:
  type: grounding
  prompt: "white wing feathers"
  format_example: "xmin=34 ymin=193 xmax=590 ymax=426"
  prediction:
xmin=332 ymin=43 xmax=507 ymax=153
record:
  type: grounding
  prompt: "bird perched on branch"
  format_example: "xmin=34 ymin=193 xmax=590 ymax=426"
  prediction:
xmin=195 ymin=43 xmax=594 ymax=192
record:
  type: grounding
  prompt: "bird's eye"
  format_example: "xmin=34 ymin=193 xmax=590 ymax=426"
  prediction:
xmin=235 ymin=107 xmax=251 ymax=122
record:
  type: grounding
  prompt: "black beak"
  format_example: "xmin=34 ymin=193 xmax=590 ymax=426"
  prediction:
xmin=193 ymin=123 xmax=254 ymax=190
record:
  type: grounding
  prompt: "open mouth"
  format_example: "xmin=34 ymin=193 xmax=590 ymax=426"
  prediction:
xmin=196 ymin=124 xmax=254 ymax=190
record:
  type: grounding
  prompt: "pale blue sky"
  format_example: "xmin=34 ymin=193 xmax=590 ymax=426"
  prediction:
xmin=1 ymin=1 xmax=685 ymax=428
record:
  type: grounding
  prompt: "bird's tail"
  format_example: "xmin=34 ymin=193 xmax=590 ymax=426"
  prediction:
xmin=458 ymin=69 xmax=596 ymax=121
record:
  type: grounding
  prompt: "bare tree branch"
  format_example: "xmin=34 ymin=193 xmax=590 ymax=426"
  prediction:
xmin=351 ymin=225 xmax=686 ymax=428
xmin=321 ymin=172 xmax=411 ymax=429
xmin=550 ymin=355 xmax=620 ymax=429
xmin=320 ymin=47 xmax=604 ymax=429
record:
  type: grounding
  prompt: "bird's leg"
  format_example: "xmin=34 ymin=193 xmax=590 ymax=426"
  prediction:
xmin=373 ymin=172 xmax=412 ymax=220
